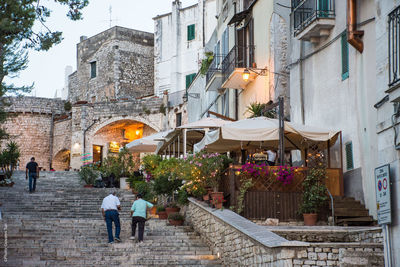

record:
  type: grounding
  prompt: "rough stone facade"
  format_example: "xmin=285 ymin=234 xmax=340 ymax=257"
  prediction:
xmin=68 ymin=26 xmax=154 ymax=102
xmin=186 ymin=199 xmax=384 ymax=267
xmin=2 ymin=97 xmax=66 ymax=170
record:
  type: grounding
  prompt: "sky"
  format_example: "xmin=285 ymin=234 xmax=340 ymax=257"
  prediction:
xmin=7 ymin=0 xmax=198 ymax=99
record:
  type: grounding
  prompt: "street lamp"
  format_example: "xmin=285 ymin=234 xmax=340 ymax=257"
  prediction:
xmin=242 ymin=68 xmax=250 ymax=82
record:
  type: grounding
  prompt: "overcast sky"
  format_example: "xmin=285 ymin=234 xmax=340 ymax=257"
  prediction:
xmin=7 ymin=0 xmax=198 ymax=99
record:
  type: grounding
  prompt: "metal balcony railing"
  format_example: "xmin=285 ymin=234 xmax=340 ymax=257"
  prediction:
xmin=205 ymin=55 xmax=225 ymax=85
xmin=389 ymin=6 xmax=400 ymax=87
xmin=292 ymin=0 xmax=335 ymax=36
xmin=221 ymin=45 xmax=255 ymax=80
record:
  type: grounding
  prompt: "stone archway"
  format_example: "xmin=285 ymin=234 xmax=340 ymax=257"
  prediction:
xmin=87 ymin=118 xmax=158 ymax=163
xmin=53 ymin=149 xmax=70 ymax=171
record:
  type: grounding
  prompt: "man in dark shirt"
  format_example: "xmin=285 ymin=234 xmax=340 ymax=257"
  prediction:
xmin=26 ymin=157 xmax=39 ymax=193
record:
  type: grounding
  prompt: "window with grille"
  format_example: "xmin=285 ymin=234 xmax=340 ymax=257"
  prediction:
xmin=90 ymin=61 xmax=97 ymax=78
xmin=389 ymin=6 xmax=400 ymax=87
xmin=345 ymin=142 xmax=354 ymax=171
xmin=341 ymin=32 xmax=349 ymax=80
xmin=185 ymin=73 xmax=196 ymax=89
xmin=187 ymin=24 xmax=195 ymax=41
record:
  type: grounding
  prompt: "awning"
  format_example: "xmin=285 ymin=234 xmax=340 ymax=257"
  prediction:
xmin=125 ymin=130 xmax=171 ymax=153
xmin=194 ymin=117 xmax=340 ymax=152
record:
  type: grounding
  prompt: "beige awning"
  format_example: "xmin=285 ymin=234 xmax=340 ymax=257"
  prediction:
xmin=125 ymin=130 xmax=171 ymax=153
xmin=195 ymin=117 xmax=340 ymax=152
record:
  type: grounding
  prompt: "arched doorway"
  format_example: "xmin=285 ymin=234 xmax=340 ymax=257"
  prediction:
xmin=90 ymin=119 xmax=157 ymax=164
xmin=53 ymin=149 xmax=71 ymax=171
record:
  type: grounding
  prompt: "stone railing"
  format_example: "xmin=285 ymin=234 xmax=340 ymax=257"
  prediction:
xmin=186 ymin=198 xmax=384 ymax=266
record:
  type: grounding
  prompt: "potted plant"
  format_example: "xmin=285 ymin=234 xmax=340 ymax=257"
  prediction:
xmin=156 ymin=206 xmax=167 ymax=219
xmin=168 ymin=212 xmax=184 ymax=226
xmin=0 ymin=142 xmax=20 ymax=180
xmin=79 ymin=166 xmax=98 ymax=187
xmin=165 ymin=202 xmax=180 ymax=216
xmin=299 ymin=153 xmax=329 ymax=226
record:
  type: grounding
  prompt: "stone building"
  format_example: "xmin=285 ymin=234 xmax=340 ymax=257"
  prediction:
xmin=68 ymin=26 xmax=154 ymax=102
xmin=2 ymin=26 xmax=167 ymax=171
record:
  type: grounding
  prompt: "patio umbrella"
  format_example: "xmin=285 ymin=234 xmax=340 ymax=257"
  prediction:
xmin=125 ymin=130 xmax=171 ymax=153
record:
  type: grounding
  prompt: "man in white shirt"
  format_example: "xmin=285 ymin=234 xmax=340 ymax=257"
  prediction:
xmin=267 ymin=150 xmax=277 ymax=166
xmin=101 ymin=192 xmax=121 ymax=244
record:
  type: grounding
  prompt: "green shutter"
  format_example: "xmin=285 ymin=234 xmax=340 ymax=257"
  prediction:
xmin=185 ymin=73 xmax=196 ymax=89
xmin=345 ymin=142 xmax=354 ymax=170
xmin=187 ymin=24 xmax=195 ymax=41
xmin=341 ymin=32 xmax=349 ymax=80
xmin=318 ymin=0 xmax=329 ymax=17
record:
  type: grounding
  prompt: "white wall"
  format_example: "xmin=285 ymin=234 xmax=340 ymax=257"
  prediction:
xmin=289 ymin=0 xmax=377 ymax=215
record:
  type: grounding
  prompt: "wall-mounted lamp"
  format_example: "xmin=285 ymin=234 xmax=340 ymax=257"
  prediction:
xmin=242 ymin=68 xmax=268 ymax=82
xmin=182 ymin=92 xmax=200 ymax=102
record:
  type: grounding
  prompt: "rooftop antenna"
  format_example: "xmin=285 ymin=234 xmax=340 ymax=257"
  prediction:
xmin=109 ymin=5 xmax=112 ymax=28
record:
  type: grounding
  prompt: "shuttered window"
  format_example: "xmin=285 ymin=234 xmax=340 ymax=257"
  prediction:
xmin=185 ymin=73 xmax=196 ymax=89
xmin=345 ymin=142 xmax=354 ymax=170
xmin=187 ymin=24 xmax=195 ymax=41
xmin=90 ymin=61 xmax=97 ymax=78
xmin=341 ymin=32 xmax=349 ymax=80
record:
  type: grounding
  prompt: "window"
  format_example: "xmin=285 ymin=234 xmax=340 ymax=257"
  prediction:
xmin=176 ymin=113 xmax=182 ymax=127
xmin=90 ymin=61 xmax=97 ymax=78
xmin=389 ymin=6 xmax=400 ymax=86
xmin=185 ymin=73 xmax=196 ymax=89
xmin=341 ymin=32 xmax=349 ymax=80
xmin=187 ymin=24 xmax=195 ymax=41
xmin=345 ymin=142 xmax=354 ymax=171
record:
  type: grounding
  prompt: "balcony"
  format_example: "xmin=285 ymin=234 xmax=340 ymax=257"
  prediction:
xmin=205 ymin=55 xmax=224 ymax=92
xmin=292 ymin=0 xmax=335 ymax=43
xmin=221 ymin=45 xmax=257 ymax=89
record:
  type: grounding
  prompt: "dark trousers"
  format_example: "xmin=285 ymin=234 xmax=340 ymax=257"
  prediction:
xmin=131 ymin=216 xmax=146 ymax=241
xmin=28 ymin=172 xmax=37 ymax=192
xmin=105 ymin=210 xmax=120 ymax=243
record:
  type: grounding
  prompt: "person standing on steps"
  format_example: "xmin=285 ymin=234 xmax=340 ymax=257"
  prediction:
xmin=101 ymin=191 xmax=121 ymax=244
xmin=26 ymin=157 xmax=39 ymax=193
xmin=130 ymin=193 xmax=153 ymax=242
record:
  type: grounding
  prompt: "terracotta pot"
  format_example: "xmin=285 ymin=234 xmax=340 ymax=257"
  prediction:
xmin=303 ymin=213 xmax=318 ymax=226
xmin=202 ymin=194 xmax=210 ymax=201
xmin=169 ymin=219 xmax=184 ymax=226
xmin=210 ymin=192 xmax=224 ymax=209
xmin=157 ymin=211 xmax=168 ymax=219
xmin=83 ymin=184 xmax=93 ymax=188
xmin=150 ymin=206 xmax=157 ymax=215
xmin=166 ymin=207 xmax=180 ymax=216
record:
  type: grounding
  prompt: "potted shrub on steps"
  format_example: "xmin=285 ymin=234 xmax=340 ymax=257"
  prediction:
xmin=299 ymin=152 xmax=329 ymax=226
xmin=79 ymin=166 xmax=98 ymax=188
xmin=168 ymin=212 xmax=184 ymax=226
xmin=156 ymin=206 xmax=168 ymax=219
xmin=165 ymin=202 xmax=180 ymax=216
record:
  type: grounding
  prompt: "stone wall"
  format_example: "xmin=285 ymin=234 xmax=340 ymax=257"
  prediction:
xmin=186 ymin=199 xmax=384 ymax=267
xmin=2 ymin=97 xmax=68 ymax=170
xmin=52 ymin=117 xmax=72 ymax=170
xmin=68 ymin=26 xmax=154 ymax=102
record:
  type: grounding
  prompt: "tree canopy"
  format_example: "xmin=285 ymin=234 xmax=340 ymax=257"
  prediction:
xmin=0 ymin=0 xmax=89 ymax=140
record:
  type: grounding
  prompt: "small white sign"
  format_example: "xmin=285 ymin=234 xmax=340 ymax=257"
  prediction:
xmin=375 ymin=164 xmax=391 ymax=225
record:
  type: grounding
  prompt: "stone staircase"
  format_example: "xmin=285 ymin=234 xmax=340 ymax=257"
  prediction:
xmin=0 ymin=171 xmax=222 ymax=266
xmin=333 ymin=196 xmax=376 ymax=226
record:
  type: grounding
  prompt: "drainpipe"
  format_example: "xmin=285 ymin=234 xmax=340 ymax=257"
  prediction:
xmin=299 ymin=41 xmax=305 ymax=125
xmin=347 ymin=0 xmax=364 ymax=53
xmin=202 ymin=0 xmax=205 ymax=47
xmin=49 ymin=111 xmax=55 ymax=170
xmin=83 ymin=119 xmax=98 ymax=156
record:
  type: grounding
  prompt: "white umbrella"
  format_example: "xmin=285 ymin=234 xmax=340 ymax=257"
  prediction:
xmin=125 ymin=131 xmax=171 ymax=153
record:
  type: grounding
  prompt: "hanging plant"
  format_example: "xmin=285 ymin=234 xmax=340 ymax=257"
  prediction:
xmin=272 ymin=165 xmax=296 ymax=185
xmin=200 ymin=52 xmax=214 ymax=76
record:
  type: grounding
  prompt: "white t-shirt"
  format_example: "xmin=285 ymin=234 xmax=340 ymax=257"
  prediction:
xmin=101 ymin=194 xmax=120 ymax=210
xmin=267 ymin=150 xmax=277 ymax=162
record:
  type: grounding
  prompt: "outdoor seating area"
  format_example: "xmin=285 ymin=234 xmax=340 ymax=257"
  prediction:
xmin=124 ymin=115 xmax=350 ymax=225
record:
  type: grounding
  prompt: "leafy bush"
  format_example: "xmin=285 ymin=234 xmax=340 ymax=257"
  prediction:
xmin=168 ymin=212 xmax=184 ymax=221
xmin=142 ymin=154 xmax=162 ymax=180
xmin=156 ymin=205 xmax=166 ymax=212
xmin=246 ymin=102 xmax=277 ymax=118
xmin=132 ymin=181 xmax=154 ymax=202
xmin=99 ymin=147 xmax=138 ymax=180
xmin=64 ymin=101 xmax=72 ymax=111
xmin=199 ymin=52 xmax=214 ymax=76
xmin=0 ymin=142 xmax=20 ymax=179
xmin=177 ymin=189 xmax=189 ymax=205
xmin=153 ymin=174 xmax=182 ymax=197
xmin=79 ymin=166 xmax=98 ymax=185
